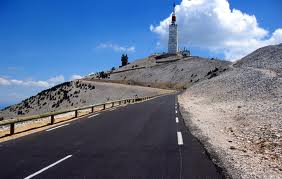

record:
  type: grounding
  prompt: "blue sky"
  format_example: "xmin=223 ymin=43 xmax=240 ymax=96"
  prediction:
xmin=0 ymin=0 xmax=282 ymax=108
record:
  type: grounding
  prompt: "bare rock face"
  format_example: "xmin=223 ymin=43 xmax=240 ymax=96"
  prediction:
xmin=178 ymin=44 xmax=282 ymax=178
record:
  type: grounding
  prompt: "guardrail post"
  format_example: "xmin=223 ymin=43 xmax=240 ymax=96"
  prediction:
xmin=10 ymin=123 xmax=15 ymax=135
xmin=75 ymin=110 xmax=78 ymax=118
xmin=119 ymin=101 xmax=121 ymax=105
xmin=103 ymin=104 xmax=106 ymax=110
xmin=112 ymin=102 xmax=114 ymax=107
xmin=51 ymin=115 xmax=55 ymax=125
xmin=91 ymin=106 xmax=94 ymax=113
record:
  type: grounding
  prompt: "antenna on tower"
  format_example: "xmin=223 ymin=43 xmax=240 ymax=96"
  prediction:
xmin=171 ymin=2 xmax=177 ymax=24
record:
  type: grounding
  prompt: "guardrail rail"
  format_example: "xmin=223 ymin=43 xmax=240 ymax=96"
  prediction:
xmin=0 ymin=93 xmax=169 ymax=137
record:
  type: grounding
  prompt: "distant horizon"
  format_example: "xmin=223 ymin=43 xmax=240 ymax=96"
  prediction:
xmin=0 ymin=43 xmax=269 ymax=109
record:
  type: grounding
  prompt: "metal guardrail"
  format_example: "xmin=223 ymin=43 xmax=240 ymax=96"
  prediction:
xmin=0 ymin=94 xmax=166 ymax=136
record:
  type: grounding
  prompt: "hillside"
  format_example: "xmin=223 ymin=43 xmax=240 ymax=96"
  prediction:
xmin=178 ymin=44 xmax=282 ymax=178
xmin=234 ymin=44 xmax=282 ymax=76
xmin=0 ymin=81 xmax=170 ymax=120
xmin=85 ymin=55 xmax=231 ymax=89
xmin=0 ymin=53 xmax=231 ymax=120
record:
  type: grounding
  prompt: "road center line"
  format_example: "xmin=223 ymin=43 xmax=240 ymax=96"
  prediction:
xmin=176 ymin=117 xmax=179 ymax=123
xmin=46 ymin=123 xmax=70 ymax=132
xmin=24 ymin=155 xmax=72 ymax=179
xmin=177 ymin=132 xmax=184 ymax=145
xmin=88 ymin=113 xmax=100 ymax=119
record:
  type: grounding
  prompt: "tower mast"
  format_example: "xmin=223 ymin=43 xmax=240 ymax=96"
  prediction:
xmin=172 ymin=3 xmax=176 ymax=24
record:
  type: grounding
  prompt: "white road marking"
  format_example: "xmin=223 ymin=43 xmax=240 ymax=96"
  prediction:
xmin=177 ymin=132 xmax=184 ymax=145
xmin=175 ymin=110 xmax=178 ymax=114
xmin=176 ymin=117 xmax=179 ymax=123
xmin=88 ymin=113 xmax=100 ymax=119
xmin=46 ymin=123 xmax=70 ymax=132
xmin=24 ymin=155 xmax=72 ymax=179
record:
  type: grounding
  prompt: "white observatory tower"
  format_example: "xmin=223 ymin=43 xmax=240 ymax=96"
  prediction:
xmin=168 ymin=3 xmax=178 ymax=54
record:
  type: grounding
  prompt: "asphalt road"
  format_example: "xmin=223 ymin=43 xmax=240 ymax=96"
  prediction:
xmin=0 ymin=94 xmax=223 ymax=179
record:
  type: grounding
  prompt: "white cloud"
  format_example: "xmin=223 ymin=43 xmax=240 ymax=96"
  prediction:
xmin=0 ymin=75 xmax=65 ymax=88
xmin=7 ymin=93 xmax=28 ymax=100
xmin=97 ymin=43 xmax=136 ymax=53
xmin=47 ymin=75 xmax=65 ymax=84
xmin=150 ymin=0 xmax=282 ymax=61
xmin=0 ymin=74 xmax=88 ymax=89
xmin=70 ymin=74 xmax=83 ymax=80
xmin=0 ymin=78 xmax=10 ymax=85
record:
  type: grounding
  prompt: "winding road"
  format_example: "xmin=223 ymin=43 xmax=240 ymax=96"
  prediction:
xmin=0 ymin=94 xmax=223 ymax=178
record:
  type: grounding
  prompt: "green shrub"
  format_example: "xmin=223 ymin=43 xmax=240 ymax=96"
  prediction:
xmin=18 ymin=111 xmax=23 ymax=115
xmin=121 ymin=54 xmax=129 ymax=66
xmin=98 ymin=71 xmax=109 ymax=79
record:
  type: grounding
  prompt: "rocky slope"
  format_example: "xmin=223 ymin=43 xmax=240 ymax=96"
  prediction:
xmin=0 ymin=80 xmax=170 ymax=120
xmin=85 ymin=54 xmax=231 ymax=89
xmin=234 ymin=44 xmax=282 ymax=76
xmin=178 ymin=44 xmax=282 ymax=178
